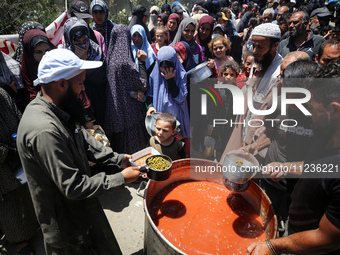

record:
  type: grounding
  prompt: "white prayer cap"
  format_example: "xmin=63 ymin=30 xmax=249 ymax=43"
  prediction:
xmin=252 ymin=23 xmax=281 ymax=39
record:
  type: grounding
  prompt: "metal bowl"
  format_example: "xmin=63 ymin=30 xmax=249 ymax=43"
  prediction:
xmin=142 ymin=154 xmax=173 ymax=182
xmin=221 ymin=149 xmax=259 ymax=185
xmin=186 ymin=61 xmax=212 ymax=84
xmin=145 ymin=112 xmax=181 ymax=137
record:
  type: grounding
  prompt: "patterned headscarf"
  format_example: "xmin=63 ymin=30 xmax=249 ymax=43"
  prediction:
xmin=105 ymin=24 xmax=148 ymax=134
xmin=13 ymin=21 xmax=45 ymax=63
xmin=173 ymin=41 xmax=197 ymax=72
xmin=63 ymin=17 xmax=102 ymax=61
xmin=130 ymin=25 xmax=156 ymax=70
xmin=90 ymin=0 xmax=114 ymax=49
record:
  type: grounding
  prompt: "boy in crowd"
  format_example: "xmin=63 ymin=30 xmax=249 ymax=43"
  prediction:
xmin=149 ymin=113 xmax=187 ymax=160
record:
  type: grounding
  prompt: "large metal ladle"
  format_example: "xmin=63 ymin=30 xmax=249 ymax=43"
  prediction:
xmin=221 ymin=150 xmax=260 ymax=192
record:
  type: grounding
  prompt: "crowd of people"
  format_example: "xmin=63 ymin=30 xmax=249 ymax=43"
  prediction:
xmin=0 ymin=0 xmax=339 ymax=254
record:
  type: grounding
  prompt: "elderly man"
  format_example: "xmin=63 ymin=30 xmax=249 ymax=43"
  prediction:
xmin=277 ymin=11 xmax=325 ymax=59
xmin=247 ymin=59 xmax=340 ymax=255
xmin=315 ymin=38 xmax=340 ymax=66
xmin=17 ymin=49 xmax=141 ymax=255
xmin=263 ymin=8 xmax=275 ymax=23
xmin=310 ymin=7 xmax=333 ymax=35
xmin=222 ymin=23 xmax=282 ymax=156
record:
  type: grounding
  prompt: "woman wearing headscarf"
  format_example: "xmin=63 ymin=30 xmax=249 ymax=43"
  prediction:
xmin=149 ymin=6 xmax=160 ymax=43
xmin=158 ymin=13 xmax=169 ymax=27
xmin=13 ymin=21 xmax=45 ymax=64
xmin=131 ymin=25 xmax=156 ymax=76
xmin=166 ymin=13 xmax=180 ymax=45
xmin=90 ymin=0 xmax=115 ymax=49
xmin=128 ymin=5 xmax=151 ymax=43
xmin=20 ymin=29 xmax=55 ymax=102
xmin=171 ymin=1 xmax=190 ymax=19
xmin=146 ymin=46 xmax=190 ymax=155
xmin=105 ymin=24 xmax=149 ymax=154
xmin=0 ymin=87 xmax=39 ymax=255
xmin=62 ymin=17 xmax=107 ymax=127
xmin=231 ymin=1 xmax=240 ymax=22
xmin=0 ymin=51 xmax=26 ymax=112
xmin=148 ymin=6 xmax=160 ymax=31
xmin=195 ymin=15 xmax=215 ymax=60
xmin=161 ymin=3 xmax=172 ymax=16
xmin=173 ymin=41 xmax=198 ymax=112
xmin=171 ymin=18 xmax=204 ymax=64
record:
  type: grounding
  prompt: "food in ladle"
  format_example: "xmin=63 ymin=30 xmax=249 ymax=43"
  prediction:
xmin=235 ymin=159 xmax=244 ymax=166
xmin=147 ymin=156 xmax=170 ymax=170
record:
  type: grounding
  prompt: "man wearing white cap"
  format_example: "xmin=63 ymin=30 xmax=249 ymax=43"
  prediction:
xmin=16 ymin=49 xmax=141 ymax=254
xmin=222 ymin=23 xmax=282 ymax=156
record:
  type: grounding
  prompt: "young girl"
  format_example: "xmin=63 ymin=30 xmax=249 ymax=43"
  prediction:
xmin=208 ymin=35 xmax=233 ymax=75
xmin=219 ymin=60 xmax=240 ymax=85
xmin=171 ymin=17 xmax=204 ymax=64
xmin=151 ymin=26 xmax=168 ymax=55
xmin=210 ymin=60 xmax=240 ymax=161
xmin=235 ymin=52 xmax=254 ymax=89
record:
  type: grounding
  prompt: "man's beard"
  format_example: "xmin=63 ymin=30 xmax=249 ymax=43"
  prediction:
xmin=255 ymin=48 xmax=273 ymax=71
xmin=310 ymin=22 xmax=320 ymax=35
xmin=290 ymin=25 xmax=304 ymax=38
xmin=59 ymin=85 xmax=86 ymax=125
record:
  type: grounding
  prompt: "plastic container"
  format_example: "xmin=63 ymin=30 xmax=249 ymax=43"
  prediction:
xmin=129 ymin=147 xmax=161 ymax=167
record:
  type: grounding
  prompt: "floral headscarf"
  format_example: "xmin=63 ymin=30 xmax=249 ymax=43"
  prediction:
xmin=90 ymin=0 xmax=114 ymax=48
xmin=13 ymin=21 xmax=45 ymax=63
xmin=63 ymin=17 xmax=102 ymax=61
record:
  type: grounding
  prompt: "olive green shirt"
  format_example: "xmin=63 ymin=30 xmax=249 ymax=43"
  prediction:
xmin=17 ymin=93 xmax=124 ymax=254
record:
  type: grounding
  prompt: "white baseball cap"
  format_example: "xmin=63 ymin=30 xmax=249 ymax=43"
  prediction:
xmin=33 ymin=48 xmax=102 ymax=86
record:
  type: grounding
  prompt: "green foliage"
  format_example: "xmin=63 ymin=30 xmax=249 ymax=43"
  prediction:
xmin=110 ymin=9 xmax=129 ymax=25
xmin=0 ymin=0 xmax=62 ymax=34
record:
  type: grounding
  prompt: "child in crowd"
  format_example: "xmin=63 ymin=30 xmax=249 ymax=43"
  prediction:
xmin=208 ymin=35 xmax=233 ymax=75
xmin=219 ymin=60 xmax=240 ymax=85
xmin=147 ymin=46 xmax=190 ymax=156
xmin=151 ymin=26 xmax=168 ymax=55
xmin=211 ymin=24 xmax=226 ymax=39
xmin=148 ymin=113 xmax=187 ymax=160
xmin=235 ymin=52 xmax=254 ymax=88
xmin=207 ymin=60 xmax=240 ymax=161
